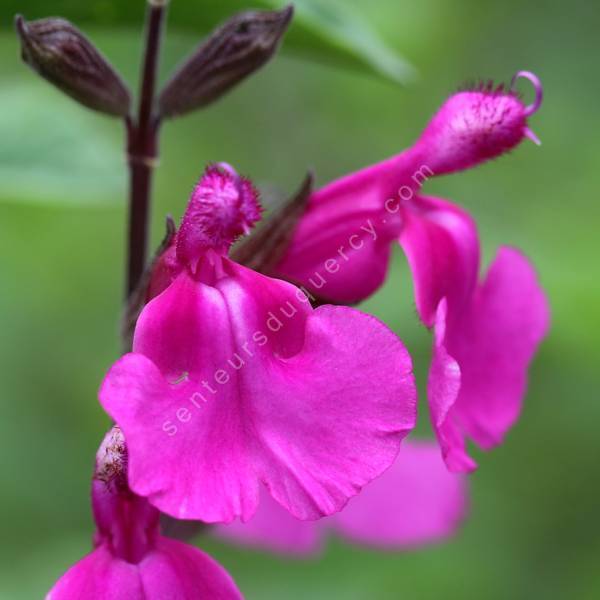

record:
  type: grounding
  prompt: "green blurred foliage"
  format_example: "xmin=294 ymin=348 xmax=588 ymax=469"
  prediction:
xmin=1 ymin=0 xmax=599 ymax=599
xmin=0 ymin=81 xmax=123 ymax=205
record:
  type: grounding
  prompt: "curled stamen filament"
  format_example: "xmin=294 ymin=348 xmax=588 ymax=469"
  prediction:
xmin=511 ymin=70 xmax=543 ymax=116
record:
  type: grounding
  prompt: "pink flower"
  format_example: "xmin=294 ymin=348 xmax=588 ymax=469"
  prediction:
xmin=271 ymin=73 xmax=549 ymax=471
xmin=215 ymin=440 xmax=468 ymax=554
xmin=100 ymin=164 xmax=417 ymax=523
xmin=47 ymin=427 xmax=242 ymax=600
xmin=401 ymin=198 xmax=549 ymax=471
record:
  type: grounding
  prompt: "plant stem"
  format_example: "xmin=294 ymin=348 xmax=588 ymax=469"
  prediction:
xmin=125 ymin=1 xmax=168 ymax=299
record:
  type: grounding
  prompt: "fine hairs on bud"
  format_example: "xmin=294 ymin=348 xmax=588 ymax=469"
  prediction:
xmin=414 ymin=71 xmax=543 ymax=175
xmin=95 ymin=426 xmax=128 ymax=492
xmin=176 ymin=164 xmax=262 ymax=264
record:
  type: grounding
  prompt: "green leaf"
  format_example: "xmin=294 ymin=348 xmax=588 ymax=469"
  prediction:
xmin=262 ymin=0 xmax=417 ymax=84
xmin=2 ymin=0 xmax=416 ymax=84
xmin=0 ymin=80 xmax=124 ymax=206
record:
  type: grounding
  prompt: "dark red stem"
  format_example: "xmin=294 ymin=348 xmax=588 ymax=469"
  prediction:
xmin=125 ymin=1 xmax=168 ymax=299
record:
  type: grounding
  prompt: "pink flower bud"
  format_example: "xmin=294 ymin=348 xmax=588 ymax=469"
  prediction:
xmin=92 ymin=426 xmax=158 ymax=563
xmin=413 ymin=72 xmax=543 ymax=175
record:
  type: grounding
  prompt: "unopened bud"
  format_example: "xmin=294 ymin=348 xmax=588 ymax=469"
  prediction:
xmin=94 ymin=425 xmax=128 ymax=492
xmin=15 ymin=15 xmax=131 ymax=117
xmin=159 ymin=6 xmax=293 ymax=118
xmin=92 ymin=426 xmax=159 ymax=563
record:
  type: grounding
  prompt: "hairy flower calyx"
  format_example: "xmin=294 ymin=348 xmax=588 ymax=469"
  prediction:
xmin=413 ymin=70 xmax=543 ymax=175
xmin=176 ymin=163 xmax=262 ymax=265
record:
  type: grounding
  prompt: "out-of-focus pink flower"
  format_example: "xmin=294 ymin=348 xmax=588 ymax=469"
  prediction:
xmin=215 ymin=440 xmax=468 ymax=554
xmin=100 ymin=164 xmax=417 ymax=524
xmin=271 ymin=73 xmax=549 ymax=471
xmin=47 ymin=427 xmax=242 ymax=600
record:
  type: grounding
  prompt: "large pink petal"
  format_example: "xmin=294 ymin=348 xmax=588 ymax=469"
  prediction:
xmin=100 ymin=261 xmax=417 ymax=523
xmin=251 ymin=304 xmax=416 ymax=521
xmin=399 ymin=195 xmax=480 ymax=327
xmin=99 ymin=353 xmax=259 ymax=524
xmin=273 ymin=157 xmax=404 ymax=304
xmin=331 ymin=440 xmax=468 ymax=547
xmin=446 ymin=247 xmax=550 ymax=449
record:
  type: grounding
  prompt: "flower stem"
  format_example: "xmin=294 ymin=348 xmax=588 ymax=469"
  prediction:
xmin=125 ymin=1 xmax=168 ymax=299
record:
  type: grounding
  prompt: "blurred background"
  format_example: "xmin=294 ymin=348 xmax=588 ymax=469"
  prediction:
xmin=1 ymin=1 xmax=599 ymax=598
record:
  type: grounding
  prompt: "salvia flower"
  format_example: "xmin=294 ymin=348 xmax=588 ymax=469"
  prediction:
xmin=100 ymin=164 xmax=417 ymax=523
xmin=271 ymin=72 xmax=549 ymax=471
xmin=215 ymin=440 xmax=468 ymax=554
xmin=47 ymin=427 xmax=242 ymax=599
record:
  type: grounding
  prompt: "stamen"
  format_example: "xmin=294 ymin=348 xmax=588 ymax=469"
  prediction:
xmin=511 ymin=71 xmax=543 ymax=117
xmin=215 ymin=161 xmax=237 ymax=176
xmin=524 ymin=127 xmax=541 ymax=146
